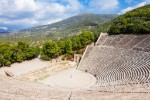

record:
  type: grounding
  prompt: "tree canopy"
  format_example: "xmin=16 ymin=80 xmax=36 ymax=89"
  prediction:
xmin=80 ymin=30 xmax=94 ymax=47
xmin=41 ymin=41 xmax=60 ymax=60
xmin=108 ymin=5 xmax=150 ymax=34
xmin=41 ymin=30 xmax=94 ymax=60
xmin=0 ymin=30 xmax=94 ymax=66
xmin=0 ymin=42 xmax=39 ymax=67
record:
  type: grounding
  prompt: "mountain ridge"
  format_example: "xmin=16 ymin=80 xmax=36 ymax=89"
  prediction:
xmin=19 ymin=13 xmax=117 ymax=37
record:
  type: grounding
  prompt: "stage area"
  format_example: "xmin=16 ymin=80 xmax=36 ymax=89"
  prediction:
xmin=39 ymin=68 xmax=96 ymax=90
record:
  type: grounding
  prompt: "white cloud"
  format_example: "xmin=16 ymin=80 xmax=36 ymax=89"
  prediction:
xmin=145 ymin=0 xmax=150 ymax=3
xmin=14 ymin=0 xmax=38 ymax=12
xmin=0 ymin=27 xmax=8 ymax=30
xmin=120 ymin=1 xmax=147 ymax=14
xmin=0 ymin=18 xmax=37 ymax=26
xmin=89 ymin=0 xmax=119 ymax=12
xmin=0 ymin=0 xmax=83 ymax=27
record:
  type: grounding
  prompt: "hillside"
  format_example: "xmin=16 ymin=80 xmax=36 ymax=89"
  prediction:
xmin=108 ymin=4 xmax=150 ymax=34
xmin=20 ymin=13 xmax=117 ymax=37
xmin=0 ymin=13 xmax=117 ymax=45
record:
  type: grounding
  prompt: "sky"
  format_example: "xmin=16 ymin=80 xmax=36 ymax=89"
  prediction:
xmin=0 ymin=0 xmax=149 ymax=31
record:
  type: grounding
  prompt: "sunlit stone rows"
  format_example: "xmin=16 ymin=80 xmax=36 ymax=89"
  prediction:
xmin=78 ymin=33 xmax=150 ymax=87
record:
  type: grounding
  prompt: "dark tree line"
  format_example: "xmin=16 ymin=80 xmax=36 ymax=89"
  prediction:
xmin=0 ymin=30 xmax=94 ymax=66
xmin=0 ymin=42 xmax=39 ymax=67
xmin=41 ymin=30 xmax=94 ymax=60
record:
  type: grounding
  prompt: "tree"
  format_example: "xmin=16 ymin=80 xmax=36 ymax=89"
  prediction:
xmin=16 ymin=54 xmax=23 ymax=62
xmin=4 ymin=60 xmax=11 ymax=66
xmin=17 ymin=41 xmax=29 ymax=52
xmin=41 ymin=41 xmax=60 ymax=60
xmin=11 ymin=45 xmax=18 ymax=63
xmin=64 ymin=38 xmax=72 ymax=54
xmin=72 ymin=35 xmax=81 ymax=50
xmin=0 ymin=42 xmax=13 ymax=66
xmin=0 ymin=55 xmax=3 ymax=67
xmin=16 ymin=42 xmax=39 ymax=62
xmin=25 ymin=47 xmax=39 ymax=60
xmin=109 ymin=25 xmax=120 ymax=34
xmin=80 ymin=30 xmax=94 ymax=47
xmin=58 ymin=41 xmax=65 ymax=54
xmin=58 ymin=38 xmax=73 ymax=54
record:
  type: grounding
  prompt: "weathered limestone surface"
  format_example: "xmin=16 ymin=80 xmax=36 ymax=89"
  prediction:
xmin=0 ymin=33 xmax=150 ymax=100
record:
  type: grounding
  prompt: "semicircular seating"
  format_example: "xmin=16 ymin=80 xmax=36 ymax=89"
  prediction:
xmin=78 ymin=33 xmax=150 ymax=87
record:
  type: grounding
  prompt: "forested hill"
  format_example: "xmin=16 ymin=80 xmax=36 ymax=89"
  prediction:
xmin=20 ymin=13 xmax=117 ymax=37
xmin=108 ymin=4 xmax=150 ymax=34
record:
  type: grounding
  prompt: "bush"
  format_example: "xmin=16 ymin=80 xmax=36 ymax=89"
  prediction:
xmin=40 ymin=54 xmax=51 ymax=61
xmin=4 ymin=61 xmax=11 ymax=66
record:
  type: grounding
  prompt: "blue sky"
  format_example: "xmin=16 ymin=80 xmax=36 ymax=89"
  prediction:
xmin=0 ymin=0 xmax=149 ymax=31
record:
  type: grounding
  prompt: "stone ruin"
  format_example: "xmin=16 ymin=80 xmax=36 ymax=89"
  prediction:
xmin=0 ymin=33 xmax=150 ymax=100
